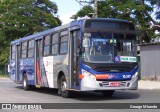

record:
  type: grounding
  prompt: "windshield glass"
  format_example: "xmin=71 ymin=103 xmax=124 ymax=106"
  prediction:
xmin=82 ymin=32 xmax=136 ymax=63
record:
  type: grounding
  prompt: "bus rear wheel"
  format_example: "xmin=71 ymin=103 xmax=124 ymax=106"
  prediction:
xmin=102 ymin=90 xmax=115 ymax=97
xmin=59 ymin=75 xmax=72 ymax=98
xmin=23 ymin=74 xmax=31 ymax=91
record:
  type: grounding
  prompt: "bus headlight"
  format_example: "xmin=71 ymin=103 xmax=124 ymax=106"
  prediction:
xmin=131 ymin=72 xmax=138 ymax=81
xmin=82 ymin=69 xmax=96 ymax=80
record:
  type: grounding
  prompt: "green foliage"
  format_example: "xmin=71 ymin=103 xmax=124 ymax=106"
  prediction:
xmin=97 ymin=0 xmax=155 ymax=43
xmin=0 ymin=65 xmax=8 ymax=78
xmin=147 ymin=0 xmax=160 ymax=19
xmin=0 ymin=0 xmax=61 ymax=66
xmin=73 ymin=0 xmax=160 ymax=43
xmin=71 ymin=5 xmax=94 ymax=19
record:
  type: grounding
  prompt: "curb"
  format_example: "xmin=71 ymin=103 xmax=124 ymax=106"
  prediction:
xmin=138 ymin=80 xmax=160 ymax=90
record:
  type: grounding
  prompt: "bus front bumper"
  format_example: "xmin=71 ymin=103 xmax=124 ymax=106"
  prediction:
xmin=80 ymin=76 xmax=138 ymax=91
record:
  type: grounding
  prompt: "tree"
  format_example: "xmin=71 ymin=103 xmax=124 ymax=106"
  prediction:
xmin=147 ymin=0 xmax=160 ymax=20
xmin=71 ymin=5 xmax=94 ymax=19
xmin=0 ymin=0 xmax=61 ymax=66
xmin=73 ymin=0 xmax=160 ymax=43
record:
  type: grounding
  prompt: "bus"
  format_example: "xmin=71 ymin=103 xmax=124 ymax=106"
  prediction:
xmin=9 ymin=18 xmax=138 ymax=98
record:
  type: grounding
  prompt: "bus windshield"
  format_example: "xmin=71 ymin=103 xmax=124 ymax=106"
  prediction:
xmin=82 ymin=32 xmax=136 ymax=63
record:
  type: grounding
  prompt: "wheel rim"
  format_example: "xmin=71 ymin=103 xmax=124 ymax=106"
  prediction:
xmin=23 ymin=78 xmax=26 ymax=88
xmin=61 ymin=81 xmax=67 ymax=92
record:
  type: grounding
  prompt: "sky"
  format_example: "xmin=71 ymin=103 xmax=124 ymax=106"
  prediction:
xmin=50 ymin=0 xmax=159 ymax=33
xmin=50 ymin=0 xmax=81 ymax=24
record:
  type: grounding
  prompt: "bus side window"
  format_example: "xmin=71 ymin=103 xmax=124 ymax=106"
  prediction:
xmin=51 ymin=33 xmax=59 ymax=55
xmin=28 ymin=40 xmax=34 ymax=57
xmin=60 ymin=42 xmax=68 ymax=54
xmin=60 ymin=30 xmax=68 ymax=54
xmin=11 ymin=45 xmax=16 ymax=59
xmin=21 ymin=42 xmax=27 ymax=58
xmin=43 ymin=35 xmax=50 ymax=56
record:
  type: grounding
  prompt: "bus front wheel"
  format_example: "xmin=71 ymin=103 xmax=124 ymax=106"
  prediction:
xmin=102 ymin=90 xmax=115 ymax=97
xmin=59 ymin=75 xmax=72 ymax=98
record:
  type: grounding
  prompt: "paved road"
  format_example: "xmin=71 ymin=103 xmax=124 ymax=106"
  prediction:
xmin=0 ymin=78 xmax=159 ymax=112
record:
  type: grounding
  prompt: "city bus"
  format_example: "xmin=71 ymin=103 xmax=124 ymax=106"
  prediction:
xmin=9 ymin=18 xmax=138 ymax=98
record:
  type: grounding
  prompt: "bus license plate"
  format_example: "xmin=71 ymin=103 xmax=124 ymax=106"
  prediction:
xmin=109 ymin=82 xmax=120 ymax=87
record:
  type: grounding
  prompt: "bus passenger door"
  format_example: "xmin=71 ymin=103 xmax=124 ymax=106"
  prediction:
xmin=69 ymin=30 xmax=80 ymax=87
xmin=15 ymin=44 xmax=20 ymax=83
xmin=35 ymin=39 xmax=42 ymax=86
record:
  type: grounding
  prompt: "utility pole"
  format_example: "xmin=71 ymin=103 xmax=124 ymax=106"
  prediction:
xmin=94 ymin=0 xmax=97 ymax=18
xmin=78 ymin=0 xmax=98 ymax=18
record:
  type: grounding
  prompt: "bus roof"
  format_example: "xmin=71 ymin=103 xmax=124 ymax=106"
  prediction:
xmin=87 ymin=18 xmax=129 ymax=22
xmin=11 ymin=19 xmax=84 ymax=45
xmin=11 ymin=18 xmax=131 ymax=45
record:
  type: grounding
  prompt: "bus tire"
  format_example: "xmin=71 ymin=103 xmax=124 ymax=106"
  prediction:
xmin=59 ymin=75 xmax=72 ymax=98
xmin=23 ymin=74 xmax=31 ymax=91
xmin=102 ymin=90 xmax=115 ymax=97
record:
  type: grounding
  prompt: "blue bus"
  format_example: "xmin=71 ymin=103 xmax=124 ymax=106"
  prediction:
xmin=9 ymin=18 xmax=138 ymax=98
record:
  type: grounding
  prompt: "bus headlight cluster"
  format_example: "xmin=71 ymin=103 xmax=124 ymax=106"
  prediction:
xmin=82 ymin=69 xmax=96 ymax=80
xmin=131 ymin=72 xmax=138 ymax=81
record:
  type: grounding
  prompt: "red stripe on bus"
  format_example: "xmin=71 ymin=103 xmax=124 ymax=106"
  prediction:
xmin=79 ymin=74 xmax=109 ymax=79
xmin=94 ymin=74 xmax=110 ymax=79
xmin=36 ymin=60 xmax=41 ymax=85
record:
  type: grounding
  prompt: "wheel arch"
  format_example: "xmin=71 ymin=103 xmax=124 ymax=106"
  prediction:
xmin=22 ymin=71 xmax=27 ymax=79
xmin=57 ymin=71 xmax=65 ymax=86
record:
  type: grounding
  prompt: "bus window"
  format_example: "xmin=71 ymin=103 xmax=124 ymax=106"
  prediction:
xmin=28 ymin=40 xmax=34 ymax=48
xmin=11 ymin=45 xmax=16 ymax=59
xmin=12 ymin=45 xmax=16 ymax=52
xmin=60 ymin=30 xmax=68 ymax=36
xmin=28 ymin=40 xmax=34 ymax=57
xmin=11 ymin=52 xmax=15 ymax=59
xmin=52 ymin=44 xmax=58 ymax=54
xmin=60 ymin=42 xmax=68 ymax=54
xmin=22 ymin=42 xmax=27 ymax=50
xmin=43 ymin=35 xmax=50 ymax=56
xmin=52 ymin=33 xmax=59 ymax=44
xmin=114 ymin=34 xmax=136 ymax=56
xmin=60 ymin=31 xmax=68 ymax=54
xmin=44 ymin=46 xmax=50 ymax=56
xmin=44 ymin=35 xmax=50 ymax=45
xmin=21 ymin=50 xmax=27 ymax=58
xmin=51 ymin=33 xmax=59 ymax=55
xmin=21 ymin=42 xmax=27 ymax=58
xmin=60 ymin=35 xmax=68 ymax=42
xmin=28 ymin=49 xmax=34 ymax=57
